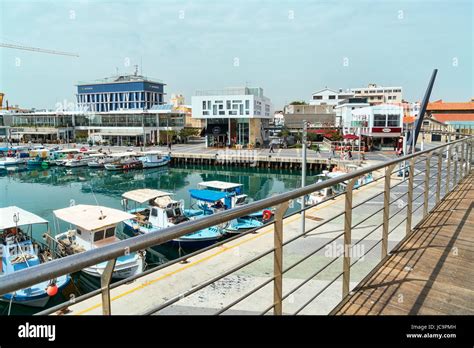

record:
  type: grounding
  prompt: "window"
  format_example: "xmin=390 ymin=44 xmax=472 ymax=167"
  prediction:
xmin=93 ymin=231 xmax=104 ymax=242
xmin=76 ymin=228 xmax=82 ymax=235
xmin=105 ymin=227 xmax=115 ymax=238
xmin=245 ymin=100 xmax=250 ymax=109
xmin=219 ymin=111 xmax=225 ymax=115
xmin=387 ymin=114 xmax=400 ymax=127
xmin=202 ymin=101 xmax=207 ymax=109
xmin=213 ymin=105 xmax=217 ymax=115
xmin=313 ymin=96 xmax=323 ymax=100
xmin=151 ymin=208 xmax=158 ymax=217
xmin=226 ymin=100 xmax=231 ymax=109
xmin=328 ymin=95 xmax=336 ymax=100
xmin=374 ymin=114 xmax=386 ymax=127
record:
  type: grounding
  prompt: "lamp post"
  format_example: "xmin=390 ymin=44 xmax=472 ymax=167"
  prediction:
xmin=301 ymin=120 xmax=307 ymax=234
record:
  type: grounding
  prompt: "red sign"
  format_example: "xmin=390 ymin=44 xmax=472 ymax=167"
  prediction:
xmin=372 ymin=127 xmax=402 ymax=133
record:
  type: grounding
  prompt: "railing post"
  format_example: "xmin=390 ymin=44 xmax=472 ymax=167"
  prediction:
xmin=436 ymin=150 xmax=442 ymax=204
xmin=382 ymin=165 xmax=396 ymax=259
xmin=453 ymin=144 xmax=458 ymax=185
xmin=343 ymin=178 xmax=358 ymax=298
xmin=101 ymin=258 xmax=117 ymax=315
xmin=423 ymin=153 xmax=432 ymax=217
xmin=445 ymin=145 xmax=452 ymax=195
xmin=460 ymin=140 xmax=465 ymax=179
xmin=405 ymin=158 xmax=415 ymax=236
xmin=273 ymin=201 xmax=289 ymax=315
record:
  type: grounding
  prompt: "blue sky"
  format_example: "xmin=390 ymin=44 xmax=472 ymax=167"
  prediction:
xmin=0 ymin=0 xmax=472 ymax=109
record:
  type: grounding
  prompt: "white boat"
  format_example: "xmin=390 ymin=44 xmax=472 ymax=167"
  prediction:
xmin=137 ymin=150 xmax=171 ymax=168
xmin=104 ymin=152 xmax=142 ymax=171
xmin=53 ymin=149 xmax=81 ymax=166
xmin=87 ymin=153 xmax=115 ymax=168
xmin=64 ymin=150 xmax=98 ymax=167
xmin=0 ymin=147 xmax=28 ymax=166
xmin=0 ymin=206 xmax=71 ymax=308
xmin=52 ymin=204 xmax=145 ymax=279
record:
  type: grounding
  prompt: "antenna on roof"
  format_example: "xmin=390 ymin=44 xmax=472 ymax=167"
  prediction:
xmin=134 ymin=64 xmax=139 ymax=76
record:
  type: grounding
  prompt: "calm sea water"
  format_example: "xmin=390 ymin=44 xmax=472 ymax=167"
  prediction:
xmin=0 ymin=164 xmax=319 ymax=314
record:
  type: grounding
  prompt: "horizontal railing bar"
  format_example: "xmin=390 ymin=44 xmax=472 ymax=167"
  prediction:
xmin=388 ymin=203 xmax=408 ymax=220
xmin=1 ymin=136 xmax=470 ymax=300
xmin=388 ymin=216 xmax=407 ymax=235
xmin=350 ymin=206 xmax=384 ymax=230
xmin=142 ymin=247 xmax=276 ymax=315
xmin=352 ymin=222 xmax=384 ymax=248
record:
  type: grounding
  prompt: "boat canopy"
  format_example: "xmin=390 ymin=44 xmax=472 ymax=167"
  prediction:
xmin=122 ymin=189 xmax=173 ymax=204
xmin=55 ymin=149 xmax=80 ymax=154
xmin=137 ymin=150 xmax=163 ymax=156
xmin=189 ymin=189 xmax=229 ymax=202
xmin=198 ymin=181 xmax=242 ymax=191
xmin=53 ymin=205 xmax=135 ymax=231
xmin=0 ymin=206 xmax=48 ymax=230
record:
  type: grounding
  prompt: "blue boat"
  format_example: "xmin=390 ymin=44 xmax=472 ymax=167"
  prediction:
xmin=188 ymin=181 xmax=273 ymax=234
xmin=0 ymin=206 xmax=70 ymax=308
xmin=121 ymin=189 xmax=224 ymax=248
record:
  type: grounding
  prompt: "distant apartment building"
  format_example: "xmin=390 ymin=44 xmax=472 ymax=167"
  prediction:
xmin=309 ymin=88 xmax=354 ymax=107
xmin=283 ymin=104 xmax=336 ymax=129
xmin=76 ymin=73 xmax=166 ymax=112
xmin=350 ymin=84 xmax=403 ymax=105
xmin=191 ymin=87 xmax=272 ymax=147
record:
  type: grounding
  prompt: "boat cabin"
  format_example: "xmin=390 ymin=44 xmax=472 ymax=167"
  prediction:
xmin=53 ymin=205 xmax=135 ymax=251
xmin=196 ymin=181 xmax=247 ymax=209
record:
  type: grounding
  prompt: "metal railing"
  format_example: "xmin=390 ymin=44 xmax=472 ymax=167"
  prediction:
xmin=0 ymin=132 xmax=472 ymax=316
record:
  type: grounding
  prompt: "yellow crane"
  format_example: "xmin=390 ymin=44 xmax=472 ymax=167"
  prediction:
xmin=0 ymin=42 xmax=79 ymax=57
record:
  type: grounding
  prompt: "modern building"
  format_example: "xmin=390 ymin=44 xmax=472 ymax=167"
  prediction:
xmin=76 ymin=73 xmax=166 ymax=112
xmin=170 ymin=94 xmax=203 ymax=129
xmin=351 ymin=84 xmax=403 ymax=105
xmin=191 ymin=87 xmax=272 ymax=147
xmin=342 ymin=103 xmax=404 ymax=149
xmin=283 ymin=104 xmax=336 ymax=129
xmin=309 ymin=88 xmax=354 ymax=107
xmin=7 ymin=108 xmax=185 ymax=146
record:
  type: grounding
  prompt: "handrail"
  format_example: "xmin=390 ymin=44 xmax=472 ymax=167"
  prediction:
xmin=0 ymin=135 xmax=471 ymax=301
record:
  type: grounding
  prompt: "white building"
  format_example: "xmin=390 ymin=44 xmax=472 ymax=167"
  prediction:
xmin=350 ymin=84 xmax=403 ymax=104
xmin=191 ymin=87 xmax=272 ymax=147
xmin=309 ymin=88 xmax=354 ymax=107
xmin=342 ymin=103 xmax=404 ymax=149
xmin=334 ymin=98 xmax=370 ymax=128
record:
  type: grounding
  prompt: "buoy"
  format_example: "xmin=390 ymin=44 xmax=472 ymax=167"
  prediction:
xmin=262 ymin=209 xmax=272 ymax=221
xmin=46 ymin=284 xmax=58 ymax=296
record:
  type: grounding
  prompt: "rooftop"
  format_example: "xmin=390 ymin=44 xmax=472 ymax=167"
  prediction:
xmin=427 ymin=100 xmax=474 ymax=111
xmin=77 ymin=74 xmax=164 ymax=86
xmin=431 ymin=113 xmax=474 ymax=123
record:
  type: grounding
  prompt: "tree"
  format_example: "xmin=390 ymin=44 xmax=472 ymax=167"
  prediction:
xmin=289 ymin=100 xmax=308 ymax=105
xmin=179 ymin=128 xmax=201 ymax=143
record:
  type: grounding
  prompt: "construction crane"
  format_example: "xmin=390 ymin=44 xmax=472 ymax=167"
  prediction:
xmin=0 ymin=42 xmax=79 ymax=57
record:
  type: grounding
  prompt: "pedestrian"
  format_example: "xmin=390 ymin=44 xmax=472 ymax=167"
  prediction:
xmin=168 ymin=142 xmax=172 ymax=151
xmin=269 ymin=142 xmax=275 ymax=153
xmin=332 ymin=146 xmax=335 ymax=157
xmin=348 ymin=150 xmax=353 ymax=160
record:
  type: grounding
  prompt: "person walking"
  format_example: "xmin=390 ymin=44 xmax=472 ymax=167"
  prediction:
xmin=348 ymin=150 xmax=353 ymax=160
xmin=269 ymin=142 xmax=275 ymax=153
xmin=168 ymin=142 xmax=172 ymax=151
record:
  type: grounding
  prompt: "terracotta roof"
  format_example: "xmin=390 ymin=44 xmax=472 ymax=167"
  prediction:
xmin=431 ymin=113 xmax=474 ymax=123
xmin=427 ymin=101 xmax=474 ymax=111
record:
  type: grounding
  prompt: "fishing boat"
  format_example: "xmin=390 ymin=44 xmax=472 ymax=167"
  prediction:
xmin=0 ymin=206 xmax=70 ymax=308
xmin=87 ymin=153 xmax=115 ymax=168
xmin=53 ymin=149 xmax=81 ymax=166
xmin=121 ymin=189 xmax=224 ymax=248
xmin=137 ymin=150 xmax=171 ymax=168
xmin=52 ymin=204 xmax=145 ymax=279
xmin=190 ymin=181 xmax=274 ymax=222
xmin=0 ymin=147 xmax=29 ymax=166
xmin=64 ymin=150 xmax=99 ymax=167
xmin=307 ymin=171 xmax=346 ymax=205
xmin=104 ymin=152 xmax=142 ymax=171
xmin=27 ymin=148 xmax=52 ymax=167
xmin=188 ymin=181 xmax=272 ymax=235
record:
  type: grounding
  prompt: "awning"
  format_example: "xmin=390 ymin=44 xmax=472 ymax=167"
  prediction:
xmin=53 ymin=205 xmax=135 ymax=231
xmin=198 ymin=181 xmax=242 ymax=190
xmin=122 ymin=189 xmax=173 ymax=204
xmin=189 ymin=189 xmax=229 ymax=203
xmin=343 ymin=134 xmax=360 ymax=140
xmin=0 ymin=206 xmax=48 ymax=230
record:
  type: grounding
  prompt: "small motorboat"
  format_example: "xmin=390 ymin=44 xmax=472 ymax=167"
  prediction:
xmin=87 ymin=154 xmax=115 ymax=168
xmin=51 ymin=204 xmax=145 ymax=279
xmin=137 ymin=150 xmax=171 ymax=169
xmin=104 ymin=152 xmax=143 ymax=171
xmin=0 ymin=206 xmax=71 ymax=308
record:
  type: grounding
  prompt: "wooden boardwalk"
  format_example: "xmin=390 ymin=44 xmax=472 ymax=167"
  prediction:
xmin=333 ymin=172 xmax=474 ymax=315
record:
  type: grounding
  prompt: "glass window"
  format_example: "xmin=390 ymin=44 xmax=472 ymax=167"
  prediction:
xmin=226 ymin=101 xmax=231 ymax=109
xmin=328 ymin=95 xmax=336 ymax=100
xmin=373 ymin=114 xmax=386 ymax=127
xmin=202 ymin=101 xmax=206 ymax=109
xmin=213 ymin=105 xmax=217 ymax=115
xmin=93 ymin=231 xmax=104 ymax=242
xmin=151 ymin=208 xmax=158 ymax=217
xmin=76 ymin=229 xmax=82 ymax=235
xmin=105 ymin=227 xmax=115 ymax=238
xmin=245 ymin=100 xmax=249 ymax=109
xmin=387 ymin=115 xmax=400 ymax=127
